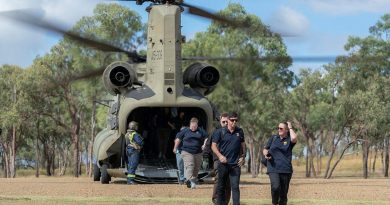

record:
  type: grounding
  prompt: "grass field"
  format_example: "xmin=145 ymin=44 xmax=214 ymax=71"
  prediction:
xmin=0 ymin=154 xmax=388 ymax=205
xmin=291 ymin=152 xmax=387 ymax=178
xmin=0 ymin=175 xmax=389 ymax=205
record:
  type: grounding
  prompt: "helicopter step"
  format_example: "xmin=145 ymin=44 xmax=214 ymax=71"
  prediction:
xmin=106 ymin=158 xmax=209 ymax=184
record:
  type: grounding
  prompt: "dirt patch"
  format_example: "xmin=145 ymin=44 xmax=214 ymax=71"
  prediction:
xmin=0 ymin=175 xmax=389 ymax=204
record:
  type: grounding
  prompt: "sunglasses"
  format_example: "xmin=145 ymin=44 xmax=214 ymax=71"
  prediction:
xmin=277 ymin=127 xmax=285 ymax=130
xmin=229 ymin=119 xmax=238 ymax=122
xmin=221 ymin=121 xmax=228 ymax=124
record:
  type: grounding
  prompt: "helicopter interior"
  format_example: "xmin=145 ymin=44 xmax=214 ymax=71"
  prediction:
xmin=125 ymin=107 xmax=208 ymax=168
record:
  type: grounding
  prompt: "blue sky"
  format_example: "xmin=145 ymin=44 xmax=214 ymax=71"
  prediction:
xmin=0 ymin=0 xmax=389 ymax=72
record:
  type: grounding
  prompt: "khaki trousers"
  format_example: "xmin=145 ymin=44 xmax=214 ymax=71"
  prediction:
xmin=181 ymin=151 xmax=202 ymax=181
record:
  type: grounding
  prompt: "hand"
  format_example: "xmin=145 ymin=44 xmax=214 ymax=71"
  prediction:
xmin=201 ymin=144 xmax=206 ymax=151
xmin=287 ymin=121 xmax=293 ymax=129
xmin=238 ymin=157 xmax=245 ymax=167
xmin=219 ymin=155 xmax=227 ymax=163
xmin=173 ymin=148 xmax=177 ymax=154
xmin=263 ymin=150 xmax=272 ymax=160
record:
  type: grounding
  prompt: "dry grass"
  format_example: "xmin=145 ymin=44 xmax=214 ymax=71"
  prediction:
xmin=291 ymin=152 xmax=386 ymax=178
xmin=0 ymin=175 xmax=389 ymax=205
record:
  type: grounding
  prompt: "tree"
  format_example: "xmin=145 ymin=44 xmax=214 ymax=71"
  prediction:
xmin=28 ymin=3 xmax=145 ymax=177
xmin=183 ymin=3 xmax=293 ymax=177
xmin=323 ymin=14 xmax=389 ymax=178
xmin=0 ymin=65 xmax=24 ymax=178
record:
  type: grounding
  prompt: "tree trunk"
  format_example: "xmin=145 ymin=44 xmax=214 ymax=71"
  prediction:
xmin=70 ymin=112 xmax=80 ymax=177
xmin=9 ymin=125 xmax=16 ymax=178
xmin=64 ymin=89 xmax=81 ymax=177
xmin=1 ymin=146 xmax=8 ymax=178
xmin=254 ymin=142 xmax=260 ymax=177
xmin=309 ymin=149 xmax=317 ymax=178
xmin=362 ymin=140 xmax=369 ymax=179
xmin=324 ymin=145 xmax=336 ymax=179
xmin=317 ymin=143 xmax=322 ymax=175
xmin=89 ymin=97 xmax=97 ymax=177
xmin=35 ymin=121 xmax=40 ymax=178
xmin=372 ymin=146 xmax=378 ymax=173
xmin=72 ymin=139 xmax=80 ymax=177
xmin=3 ymin=142 xmax=10 ymax=178
xmin=381 ymin=148 xmax=384 ymax=174
xmin=305 ymin=148 xmax=310 ymax=177
xmin=327 ymin=140 xmax=358 ymax=179
xmin=247 ymin=153 xmax=251 ymax=173
xmin=384 ymin=137 xmax=389 ymax=177
xmin=306 ymin=139 xmax=316 ymax=177
xmin=249 ymin=138 xmax=256 ymax=177
xmin=51 ymin=143 xmax=55 ymax=176
xmin=259 ymin=141 xmax=265 ymax=174
xmin=58 ymin=143 xmax=69 ymax=176
xmin=46 ymin=156 xmax=52 ymax=176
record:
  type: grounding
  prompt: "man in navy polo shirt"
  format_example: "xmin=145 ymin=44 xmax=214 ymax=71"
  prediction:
xmin=211 ymin=112 xmax=246 ymax=205
xmin=173 ymin=117 xmax=208 ymax=189
xmin=263 ymin=121 xmax=297 ymax=205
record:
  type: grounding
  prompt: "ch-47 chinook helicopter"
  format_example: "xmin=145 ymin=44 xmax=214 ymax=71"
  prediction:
xmin=1 ymin=0 xmax=329 ymax=184
xmin=93 ymin=0 xmax=223 ymax=183
xmin=0 ymin=0 xmax=254 ymax=184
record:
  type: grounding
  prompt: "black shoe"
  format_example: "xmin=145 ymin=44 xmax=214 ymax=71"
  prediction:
xmin=186 ymin=180 xmax=191 ymax=188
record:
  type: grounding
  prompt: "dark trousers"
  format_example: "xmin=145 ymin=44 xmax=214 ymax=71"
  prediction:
xmin=127 ymin=148 xmax=140 ymax=177
xmin=268 ymin=173 xmax=292 ymax=205
xmin=212 ymin=161 xmax=231 ymax=204
xmin=217 ymin=163 xmax=240 ymax=205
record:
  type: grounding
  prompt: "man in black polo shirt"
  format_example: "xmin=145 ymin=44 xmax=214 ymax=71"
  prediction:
xmin=263 ymin=121 xmax=297 ymax=205
xmin=211 ymin=112 xmax=245 ymax=205
xmin=173 ymin=117 xmax=208 ymax=189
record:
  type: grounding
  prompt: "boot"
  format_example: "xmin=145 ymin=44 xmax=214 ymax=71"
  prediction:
xmin=127 ymin=177 xmax=136 ymax=185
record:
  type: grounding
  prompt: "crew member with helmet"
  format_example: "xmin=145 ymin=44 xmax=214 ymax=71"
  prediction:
xmin=125 ymin=121 xmax=144 ymax=185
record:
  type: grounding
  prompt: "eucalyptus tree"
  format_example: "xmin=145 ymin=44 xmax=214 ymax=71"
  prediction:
xmin=0 ymin=65 xmax=24 ymax=178
xmin=323 ymin=14 xmax=389 ymax=178
xmin=286 ymin=69 xmax=330 ymax=177
xmin=183 ymin=3 xmax=293 ymax=177
xmin=30 ymin=3 xmax=145 ymax=177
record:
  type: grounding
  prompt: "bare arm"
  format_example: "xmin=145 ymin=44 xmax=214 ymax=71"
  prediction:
xmin=212 ymin=142 xmax=226 ymax=163
xmin=287 ymin=121 xmax=298 ymax=143
xmin=240 ymin=142 xmax=246 ymax=157
xmin=201 ymin=138 xmax=208 ymax=150
xmin=238 ymin=142 xmax=246 ymax=167
xmin=173 ymin=138 xmax=181 ymax=153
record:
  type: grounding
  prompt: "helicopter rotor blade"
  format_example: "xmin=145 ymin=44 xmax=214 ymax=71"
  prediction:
xmin=69 ymin=67 xmax=106 ymax=82
xmin=180 ymin=2 xmax=296 ymax=37
xmin=182 ymin=55 xmax=385 ymax=63
xmin=181 ymin=2 xmax=243 ymax=29
xmin=0 ymin=9 xmax=144 ymax=61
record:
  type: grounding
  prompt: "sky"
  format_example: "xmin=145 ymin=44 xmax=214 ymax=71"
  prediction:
xmin=0 ymin=0 xmax=389 ymax=72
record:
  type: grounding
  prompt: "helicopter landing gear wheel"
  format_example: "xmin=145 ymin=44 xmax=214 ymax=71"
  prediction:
xmin=93 ymin=164 xmax=101 ymax=181
xmin=100 ymin=164 xmax=111 ymax=184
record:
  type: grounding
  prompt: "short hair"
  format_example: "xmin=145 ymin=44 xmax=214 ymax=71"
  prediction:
xmin=220 ymin=112 xmax=228 ymax=118
xmin=229 ymin=112 xmax=239 ymax=119
xmin=190 ymin=117 xmax=199 ymax=123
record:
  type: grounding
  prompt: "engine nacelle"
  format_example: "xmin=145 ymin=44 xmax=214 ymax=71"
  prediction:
xmin=183 ymin=62 xmax=220 ymax=95
xmin=103 ymin=61 xmax=137 ymax=95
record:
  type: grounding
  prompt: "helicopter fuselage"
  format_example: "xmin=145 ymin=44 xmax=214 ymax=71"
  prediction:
xmin=93 ymin=4 xmax=218 ymax=183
